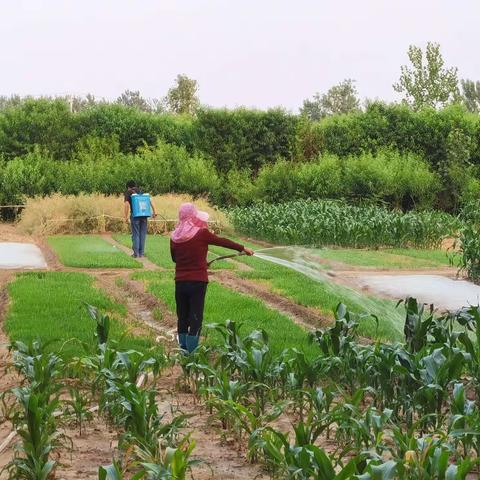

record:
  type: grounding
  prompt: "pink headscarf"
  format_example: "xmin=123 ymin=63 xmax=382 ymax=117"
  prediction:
xmin=171 ymin=203 xmax=210 ymax=243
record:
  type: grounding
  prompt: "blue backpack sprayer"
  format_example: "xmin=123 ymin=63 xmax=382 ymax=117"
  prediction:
xmin=131 ymin=193 xmax=152 ymax=217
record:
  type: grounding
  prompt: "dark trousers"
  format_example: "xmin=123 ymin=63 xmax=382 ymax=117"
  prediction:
xmin=175 ymin=281 xmax=208 ymax=336
xmin=131 ymin=216 xmax=148 ymax=256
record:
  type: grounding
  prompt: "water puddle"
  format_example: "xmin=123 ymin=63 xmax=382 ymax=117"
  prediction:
xmin=0 ymin=242 xmax=47 ymax=269
xmin=357 ymin=274 xmax=480 ymax=311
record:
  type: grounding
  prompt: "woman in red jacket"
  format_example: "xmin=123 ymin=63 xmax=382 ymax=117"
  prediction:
xmin=170 ymin=203 xmax=254 ymax=353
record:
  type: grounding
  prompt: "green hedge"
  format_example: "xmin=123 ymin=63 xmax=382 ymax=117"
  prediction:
xmin=1 ymin=98 xmax=480 ymax=213
xmin=299 ymin=103 xmax=480 ymax=166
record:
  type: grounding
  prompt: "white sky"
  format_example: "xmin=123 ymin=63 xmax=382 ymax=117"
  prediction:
xmin=1 ymin=0 xmax=479 ymax=111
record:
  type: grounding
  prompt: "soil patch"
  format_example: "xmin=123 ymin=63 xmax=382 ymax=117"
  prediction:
xmin=94 ymin=272 xmax=177 ymax=342
xmin=157 ymin=366 xmax=267 ymax=480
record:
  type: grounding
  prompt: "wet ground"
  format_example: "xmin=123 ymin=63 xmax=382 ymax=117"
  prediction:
xmin=257 ymin=246 xmax=479 ymax=312
xmin=0 ymin=242 xmax=47 ymax=269
xmin=356 ymin=274 xmax=480 ymax=311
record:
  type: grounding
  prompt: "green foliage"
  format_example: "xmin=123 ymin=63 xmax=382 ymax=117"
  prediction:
xmin=461 ymin=79 xmax=480 ymax=113
xmin=175 ymin=302 xmax=480 ymax=479
xmin=116 ymin=90 xmax=156 ymax=113
xmin=0 ymin=98 xmax=479 ymax=213
xmin=194 ymin=108 xmax=298 ymax=172
xmin=4 ymin=272 xmax=152 ymax=359
xmin=301 ymin=79 xmax=360 ymax=120
xmin=48 ymin=236 xmax=142 ymax=268
xmin=4 ymin=341 xmax=64 ymax=480
xmin=393 ymin=42 xmax=460 ymax=110
xmin=453 ymin=201 xmax=480 ymax=282
xmin=238 ymin=150 xmax=439 ymax=209
xmin=230 ymin=200 xmax=457 ymax=248
xmin=0 ymin=98 xmax=77 ymax=160
xmin=165 ymin=74 xmax=200 ymax=115
xmin=85 ymin=303 xmax=111 ymax=345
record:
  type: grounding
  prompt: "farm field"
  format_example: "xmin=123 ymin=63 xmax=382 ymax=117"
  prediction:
xmin=48 ymin=235 xmax=142 ymax=268
xmin=2 ymin=4 xmax=480 ymax=477
xmin=4 ymin=271 xmax=153 ymax=359
xmin=0 ymin=220 xmax=478 ymax=479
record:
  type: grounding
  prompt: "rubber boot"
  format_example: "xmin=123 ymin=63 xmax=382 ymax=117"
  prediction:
xmin=186 ymin=335 xmax=200 ymax=354
xmin=178 ymin=333 xmax=188 ymax=352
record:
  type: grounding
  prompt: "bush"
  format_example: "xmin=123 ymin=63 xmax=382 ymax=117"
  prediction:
xmin=303 ymin=103 xmax=480 ymax=168
xmin=342 ymin=150 xmax=441 ymax=209
xmin=194 ymin=108 xmax=298 ymax=172
xmin=216 ymin=168 xmax=257 ymax=206
xmin=246 ymin=150 xmax=439 ymax=209
xmin=0 ymin=98 xmax=77 ymax=160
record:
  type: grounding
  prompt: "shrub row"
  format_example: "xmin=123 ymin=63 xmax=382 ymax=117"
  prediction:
xmin=1 ymin=99 xmax=480 ymax=171
xmin=2 ymin=145 xmax=479 ymax=215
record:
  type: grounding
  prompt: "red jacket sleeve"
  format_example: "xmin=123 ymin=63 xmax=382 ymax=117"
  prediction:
xmin=203 ymin=230 xmax=244 ymax=252
xmin=170 ymin=239 xmax=176 ymax=262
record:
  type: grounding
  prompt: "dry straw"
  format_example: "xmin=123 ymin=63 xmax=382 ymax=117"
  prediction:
xmin=17 ymin=193 xmax=230 ymax=236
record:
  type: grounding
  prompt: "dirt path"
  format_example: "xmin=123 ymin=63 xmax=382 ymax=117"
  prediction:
xmin=93 ymin=271 xmax=177 ymax=340
xmin=102 ymin=234 xmax=161 ymax=271
xmin=158 ymin=367 xmax=267 ymax=480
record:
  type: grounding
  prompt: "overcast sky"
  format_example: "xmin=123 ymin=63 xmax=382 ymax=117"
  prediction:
xmin=2 ymin=0 xmax=479 ymax=111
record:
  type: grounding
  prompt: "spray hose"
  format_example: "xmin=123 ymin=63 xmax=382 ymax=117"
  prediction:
xmin=207 ymin=251 xmax=247 ymax=267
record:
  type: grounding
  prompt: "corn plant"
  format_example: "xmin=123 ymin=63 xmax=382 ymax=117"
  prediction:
xmin=98 ymin=460 xmax=144 ymax=480
xmin=3 ymin=341 xmax=65 ymax=480
xmin=455 ymin=305 xmax=480 ymax=398
xmin=85 ymin=303 xmax=111 ymax=345
xmin=139 ymin=435 xmax=200 ymax=480
xmin=249 ymin=427 xmax=360 ymax=479
xmin=5 ymin=388 xmax=61 ymax=480
xmin=229 ymin=200 xmax=457 ymax=248
xmin=10 ymin=340 xmax=63 ymax=393
xmin=394 ymin=436 xmax=476 ymax=479
xmin=451 ymin=201 xmax=480 ymax=283
xmin=212 ymin=399 xmax=286 ymax=451
xmin=63 ymin=387 xmax=93 ymax=436
xmin=448 ymin=383 xmax=480 ymax=458
xmin=415 ymin=347 xmax=470 ymax=425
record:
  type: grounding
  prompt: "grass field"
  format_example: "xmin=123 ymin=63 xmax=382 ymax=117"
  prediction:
xmin=5 ymin=272 xmax=152 ymax=358
xmin=132 ymin=271 xmax=318 ymax=357
xmin=48 ymin=235 xmax=142 ymax=268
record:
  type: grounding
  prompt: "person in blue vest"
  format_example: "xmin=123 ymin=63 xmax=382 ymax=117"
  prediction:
xmin=124 ymin=180 xmax=157 ymax=257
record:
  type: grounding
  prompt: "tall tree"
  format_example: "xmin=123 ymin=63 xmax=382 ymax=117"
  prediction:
xmin=300 ymin=79 xmax=360 ymax=120
xmin=165 ymin=74 xmax=199 ymax=114
xmin=461 ymin=79 xmax=480 ymax=113
xmin=0 ymin=95 xmax=24 ymax=110
xmin=393 ymin=42 xmax=459 ymax=110
xmin=116 ymin=89 xmax=152 ymax=112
